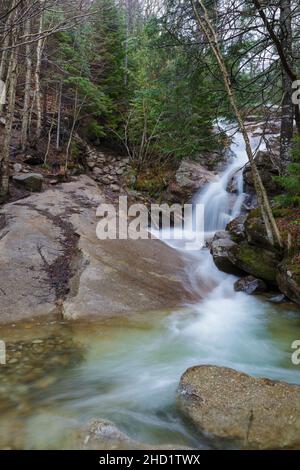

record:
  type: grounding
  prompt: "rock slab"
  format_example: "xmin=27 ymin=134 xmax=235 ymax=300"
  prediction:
xmin=178 ymin=365 xmax=300 ymax=449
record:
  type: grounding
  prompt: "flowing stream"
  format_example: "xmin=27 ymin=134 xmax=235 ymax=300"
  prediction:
xmin=1 ymin=125 xmax=300 ymax=449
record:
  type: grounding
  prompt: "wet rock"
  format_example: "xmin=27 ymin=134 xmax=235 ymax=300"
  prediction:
xmin=13 ymin=173 xmax=43 ymax=192
xmin=267 ymin=293 xmax=288 ymax=304
xmin=277 ymin=258 xmax=300 ymax=306
xmin=210 ymin=236 xmax=243 ymax=276
xmin=229 ymin=242 xmax=279 ymax=283
xmin=169 ymin=159 xmax=217 ymax=201
xmin=234 ymin=275 xmax=267 ymax=295
xmin=78 ymin=419 xmax=190 ymax=450
xmin=212 ymin=230 xmax=229 ymax=240
xmin=178 ymin=365 xmax=300 ymax=449
xmin=0 ymin=334 xmax=84 ymax=412
xmin=226 ymin=215 xmax=246 ymax=243
xmin=1 ymin=175 xmax=192 ymax=323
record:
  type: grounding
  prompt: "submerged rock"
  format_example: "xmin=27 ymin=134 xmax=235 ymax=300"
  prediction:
xmin=178 ymin=365 xmax=300 ymax=449
xmin=77 ymin=419 xmax=190 ymax=450
xmin=267 ymin=293 xmax=288 ymax=304
xmin=234 ymin=275 xmax=267 ymax=295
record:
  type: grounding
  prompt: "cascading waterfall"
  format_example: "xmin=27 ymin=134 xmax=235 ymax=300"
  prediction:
xmin=195 ymin=122 xmax=263 ymax=234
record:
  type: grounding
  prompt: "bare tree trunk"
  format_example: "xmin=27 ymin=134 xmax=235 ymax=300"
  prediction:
xmin=65 ymin=88 xmax=79 ymax=171
xmin=35 ymin=4 xmax=44 ymax=139
xmin=124 ymin=0 xmax=130 ymax=86
xmin=21 ymin=15 xmax=32 ymax=151
xmin=56 ymin=80 xmax=62 ymax=150
xmin=0 ymin=0 xmax=16 ymax=114
xmin=279 ymin=0 xmax=294 ymax=172
xmin=252 ymin=0 xmax=298 ymax=163
xmin=191 ymin=0 xmax=282 ymax=247
xmin=0 ymin=38 xmax=18 ymax=201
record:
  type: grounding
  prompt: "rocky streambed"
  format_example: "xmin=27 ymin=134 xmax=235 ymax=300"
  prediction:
xmin=0 ymin=130 xmax=300 ymax=449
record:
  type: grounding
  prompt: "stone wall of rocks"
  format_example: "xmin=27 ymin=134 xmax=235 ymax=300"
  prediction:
xmin=84 ymin=144 xmax=131 ymax=192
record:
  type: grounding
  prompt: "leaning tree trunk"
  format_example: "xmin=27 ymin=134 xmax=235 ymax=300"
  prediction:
xmin=191 ymin=0 xmax=282 ymax=247
xmin=21 ymin=14 xmax=32 ymax=151
xmin=279 ymin=0 xmax=294 ymax=172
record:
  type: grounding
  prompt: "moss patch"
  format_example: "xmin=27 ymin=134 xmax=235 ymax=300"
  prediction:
xmin=230 ymin=242 xmax=279 ymax=283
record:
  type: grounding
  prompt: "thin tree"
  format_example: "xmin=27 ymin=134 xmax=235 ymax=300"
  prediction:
xmin=252 ymin=0 xmax=298 ymax=169
xmin=35 ymin=0 xmax=45 ymax=140
xmin=0 ymin=9 xmax=19 ymax=200
xmin=20 ymin=9 xmax=32 ymax=150
xmin=190 ymin=0 xmax=282 ymax=247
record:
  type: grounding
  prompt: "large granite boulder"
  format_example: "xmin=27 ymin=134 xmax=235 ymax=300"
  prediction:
xmin=168 ymin=159 xmax=217 ymax=201
xmin=178 ymin=365 xmax=300 ymax=449
xmin=0 ymin=175 xmax=193 ymax=324
xmin=228 ymin=242 xmax=280 ymax=284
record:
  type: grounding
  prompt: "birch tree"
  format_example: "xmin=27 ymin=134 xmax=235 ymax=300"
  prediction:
xmin=21 ymin=8 xmax=32 ymax=150
xmin=0 ymin=2 xmax=20 ymax=201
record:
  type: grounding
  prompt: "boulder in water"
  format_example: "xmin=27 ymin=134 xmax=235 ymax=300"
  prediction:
xmin=229 ymin=242 xmax=279 ymax=283
xmin=78 ymin=419 xmax=190 ymax=450
xmin=210 ymin=235 xmax=243 ymax=276
xmin=178 ymin=365 xmax=300 ymax=449
xmin=234 ymin=275 xmax=267 ymax=295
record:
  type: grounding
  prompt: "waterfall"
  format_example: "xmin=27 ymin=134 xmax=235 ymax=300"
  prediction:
xmin=195 ymin=122 xmax=263 ymax=234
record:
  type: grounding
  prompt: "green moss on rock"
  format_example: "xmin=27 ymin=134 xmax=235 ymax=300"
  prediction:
xmin=229 ymin=242 xmax=279 ymax=283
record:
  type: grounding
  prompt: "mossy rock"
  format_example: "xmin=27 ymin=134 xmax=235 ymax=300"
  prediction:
xmin=277 ymin=256 xmax=300 ymax=305
xmin=229 ymin=242 xmax=280 ymax=283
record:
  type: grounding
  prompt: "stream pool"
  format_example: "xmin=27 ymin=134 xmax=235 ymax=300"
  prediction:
xmin=0 ymin=284 xmax=300 ymax=449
